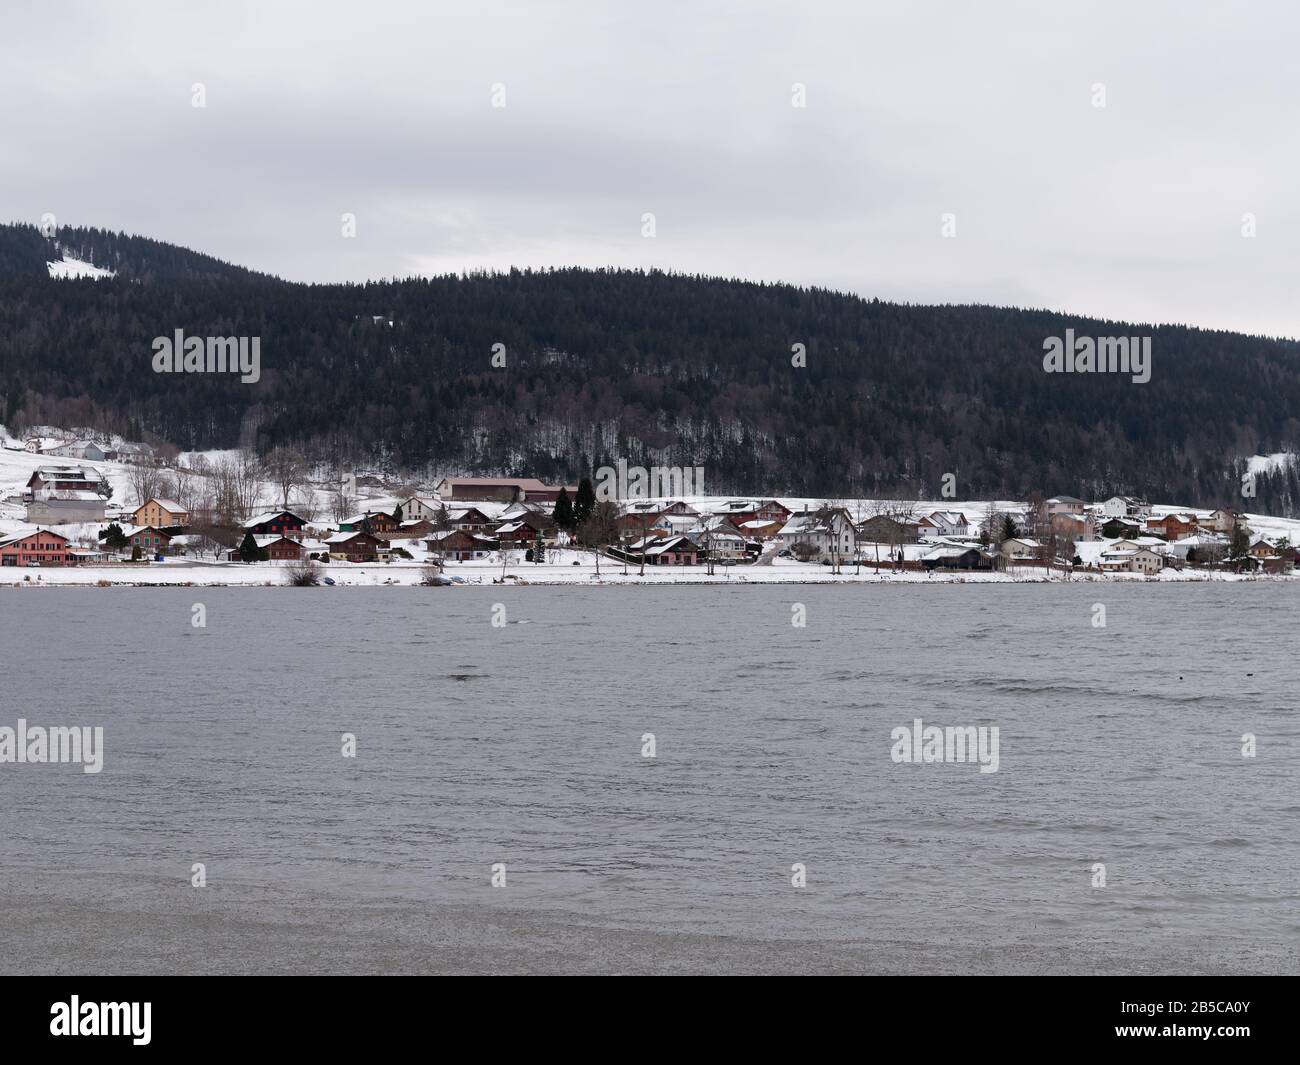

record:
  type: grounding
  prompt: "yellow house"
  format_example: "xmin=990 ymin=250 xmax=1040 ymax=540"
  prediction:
xmin=132 ymin=497 xmax=188 ymax=528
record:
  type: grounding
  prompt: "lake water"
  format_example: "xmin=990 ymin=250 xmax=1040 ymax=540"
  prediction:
xmin=1 ymin=584 xmax=1296 ymax=974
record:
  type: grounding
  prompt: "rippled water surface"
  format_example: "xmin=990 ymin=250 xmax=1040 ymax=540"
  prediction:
xmin=2 ymin=584 xmax=1296 ymax=973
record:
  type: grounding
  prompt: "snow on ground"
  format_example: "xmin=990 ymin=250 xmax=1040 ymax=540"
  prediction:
xmin=46 ymin=254 xmax=115 ymax=280
xmin=4 ymin=427 xmax=1300 ymax=586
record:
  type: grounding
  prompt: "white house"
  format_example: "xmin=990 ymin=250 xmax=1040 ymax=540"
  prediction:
xmin=1099 ymin=544 xmax=1163 ymax=575
xmin=778 ymin=509 xmax=856 ymax=561
xmin=1101 ymin=496 xmax=1151 ymax=519
xmin=923 ymin=511 xmax=970 ymax=538
xmin=399 ymin=496 xmax=444 ymax=522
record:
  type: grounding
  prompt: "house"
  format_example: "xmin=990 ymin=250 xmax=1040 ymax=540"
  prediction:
xmin=1099 ymin=545 xmax=1163 ymax=575
xmin=920 ymin=545 xmax=992 ymax=570
xmin=857 ymin=514 xmax=922 ymax=544
xmin=1046 ymin=495 xmax=1086 ymax=516
xmin=1205 ymin=508 xmax=1250 ymax=535
xmin=1146 ymin=513 xmax=1198 ymax=541
xmin=423 ymin=530 xmax=496 ymax=561
xmin=495 ymin=511 xmax=557 ymax=545
xmin=629 ymin=534 xmax=700 ymax=566
xmin=26 ymin=490 xmax=107 ymax=525
xmin=1249 ymin=537 xmax=1280 ymax=560
xmin=435 ymin=477 xmax=577 ymax=503
xmin=710 ymin=500 xmax=791 ymax=526
xmin=446 ymin=507 xmax=494 ymax=533
xmin=736 ymin=518 xmax=786 ymax=540
xmin=398 ymin=496 xmax=443 ymax=522
xmin=999 ymin=537 xmax=1043 ymax=561
xmin=0 ymin=529 xmax=74 ymax=566
xmin=48 ymin=439 xmax=115 ymax=461
xmin=1050 ymin=512 xmax=1093 ymax=540
xmin=241 ymin=510 xmax=306 ymax=539
xmin=114 ymin=442 xmax=155 ymax=463
xmin=692 ymin=518 xmax=748 ymax=561
xmin=339 ymin=510 xmax=401 ymax=535
xmin=1098 ymin=516 xmax=1142 ymax=539
xmin=922 ymin=511 xmax=970 ymax=538
xmin=226 ymin=535 xmax=305 ymax=562
xmin=26 ymin=465 xmax=105 ymax=497
xmin=120 ymin=525 xmax=174 ymax=556
xmin=778 ymin=509 xmax=856 ymax=561
xmin=132 ymin=498 xmax=189 ymax=529
xmin=396 ymin=519 xmax=435 ymax=539
xmin=325 ymin=530 xmax=385 ymax=562
xmin=1100 ymin=496 xmax=1151 ymax=520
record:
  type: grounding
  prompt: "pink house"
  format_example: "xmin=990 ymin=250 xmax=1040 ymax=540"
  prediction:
xmin=0 ymin=529 xmax=73 ymax=566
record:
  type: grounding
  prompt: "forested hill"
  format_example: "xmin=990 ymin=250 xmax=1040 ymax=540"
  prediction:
xmin=0 ymin=222 xmax=275 ymax=282
xmin=2 ymin=222 xmax=1299 ymax=512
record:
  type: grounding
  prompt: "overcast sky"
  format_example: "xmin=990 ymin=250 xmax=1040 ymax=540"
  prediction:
xmin=4 ymin=1 xmax=1297 ymax=337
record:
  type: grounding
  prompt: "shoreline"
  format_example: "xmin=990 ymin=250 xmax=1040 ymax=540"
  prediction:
xmin=1 ymin=562 xmax=1296 ymax=589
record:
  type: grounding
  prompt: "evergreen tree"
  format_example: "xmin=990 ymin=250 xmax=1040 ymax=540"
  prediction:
xmin=573 ymin=477 xmax=596 ymax=527
xmin=552 ymin=488 xmax=574 ymax=531
xmin=101 ymin=522 xmax=127 ymax=551
xmin=393 ymin=503 xmax=403 ymax=522
xmin=1001 ymin=514 xmax=1019 ymax=541
xmin=1230 ymin=522 xmax=1250 ymax=561
xmin=533 ymin=531 xmax=545 ymax=563
xmin=238 ymin=530 xmax=261 ymax=563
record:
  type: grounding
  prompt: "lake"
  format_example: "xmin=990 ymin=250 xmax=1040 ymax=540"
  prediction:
xmin=1 ymin=583 xmax=1295 ymax=974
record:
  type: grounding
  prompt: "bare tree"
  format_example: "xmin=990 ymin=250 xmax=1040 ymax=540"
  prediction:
xmin=578 ymin=500 xmax=620 ymax=576
xmin=264 ymin=447 xmax=307 ymax=509
xmin=126 ymin=460 xmax=165 ymax=509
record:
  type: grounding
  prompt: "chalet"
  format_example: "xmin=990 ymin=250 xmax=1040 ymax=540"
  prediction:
xmin=423 ymin=530 xmax=496 ymax=561
xmin=1099 ymin=516 xmax=1142 ymax=539
xmin=226 ymin=535 xmax=305 ymax=562
xmin=120 ymin=525 xmax=174 ymax=556
xmin=735 ymin=517 xmax=786 ymax=540
xmin=446 ymin=507 xmax=494 ymax=533
xmin=26 ymin=465 xmax=105 ymax=497
xmin=778 ymin=509 xmax=856 ymax=561
xmin=710 ymin=500 xmax=791 ymax=526
xmin=132 ymin=498 xmax=189 ymax=529
xmin=617 ymin=500 xmax=696 ymax=538
xmin=396 ymin=519 xmax=435 ymax=538
xmin=1249 ymin=537 xmax=1280 ymax=560
xmin=241 ymin=510 xmax=306 ymax=539
xmin=630 ymin=534 xmax=700 ymax=566
xmin=693 ymin=518 xmax=748 ymax=561
xmin=399 ymin=496 xmax=443 ymax=522
xmin=857 ymin=514 xmax=922 ymax=544
xmin=325 ymin=530 xmax=385 ymax=562
xmin=0 ymin=529 xmax=74 ymax=566
xmin=1046 ymin=495 xmax=1086 ymax=516
xmin=923 ymin=511 xmax=970 ymax=538
xmin=495 ymin=511 xmax=557 ymax=545
xmin=339 ymin=510 xmax=401 ymax=535
xmin=920 ymin=545 xmax=992 ymax=571
xmin=1146 ymin=513 xmax=1198 ymax=541
xmin=1100 ymin=496 xmax=1151 ymax=520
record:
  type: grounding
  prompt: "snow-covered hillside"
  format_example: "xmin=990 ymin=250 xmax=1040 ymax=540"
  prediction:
xmin=46 ymin=253 xmax=115 ymax=280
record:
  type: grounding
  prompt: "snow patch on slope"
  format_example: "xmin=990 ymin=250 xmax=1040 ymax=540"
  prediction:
xmin=47 ymin=254 xmax=115 ymax=280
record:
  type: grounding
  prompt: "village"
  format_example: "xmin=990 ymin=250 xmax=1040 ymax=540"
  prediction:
xmin=1 ymin=431 xmax=1297 ymax=585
